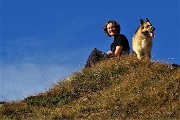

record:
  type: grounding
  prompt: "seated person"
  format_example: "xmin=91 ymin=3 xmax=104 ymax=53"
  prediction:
xmin=84 ymin=20 xmax=130 ymax=68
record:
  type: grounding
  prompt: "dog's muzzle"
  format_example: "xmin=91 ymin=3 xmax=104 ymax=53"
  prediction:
xmin=145 ymin=27 xmax=155 ymax=38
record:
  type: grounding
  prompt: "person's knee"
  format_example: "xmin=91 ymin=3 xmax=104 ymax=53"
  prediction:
xmin=92 ymin=48 xmax=97 ymax=52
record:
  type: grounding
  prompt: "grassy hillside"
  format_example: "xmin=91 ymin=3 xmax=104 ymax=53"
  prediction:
xmin=0 ymin=55 xmax=180 ymax=120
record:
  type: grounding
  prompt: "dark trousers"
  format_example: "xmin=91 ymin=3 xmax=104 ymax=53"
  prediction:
xmin=84 ymin=48 xmax=109 ymax=69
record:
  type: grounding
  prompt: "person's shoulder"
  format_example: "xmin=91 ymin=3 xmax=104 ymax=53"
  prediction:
xmin=119 ymin=34 xmax=127 ymax=37
xmin=118 ymin=34 xmax=128 ymax=40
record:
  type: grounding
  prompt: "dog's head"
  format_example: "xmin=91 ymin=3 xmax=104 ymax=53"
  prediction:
xmin=140 ymin=18 xmax=155 ymax=38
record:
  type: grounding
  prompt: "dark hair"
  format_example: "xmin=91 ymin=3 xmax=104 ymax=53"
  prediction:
xmin=103 ymin=20 xmax=121 ymax=37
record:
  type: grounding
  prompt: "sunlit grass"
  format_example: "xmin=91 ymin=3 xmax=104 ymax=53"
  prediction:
xmin=0 ymin=55 xmax=180 ymax=119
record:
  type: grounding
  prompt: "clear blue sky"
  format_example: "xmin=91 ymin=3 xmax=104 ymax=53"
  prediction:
xmin=0 ymin=0 xmax=179 ymax=101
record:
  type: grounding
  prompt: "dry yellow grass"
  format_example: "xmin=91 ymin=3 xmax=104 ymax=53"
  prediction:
xmin=0 ymin=55 xmax=180 ymax=119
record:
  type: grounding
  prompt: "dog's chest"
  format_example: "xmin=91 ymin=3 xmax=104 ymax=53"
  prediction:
xmin=132 ymin=32 xmax=152 ymax=51
xmin=141 ymin=38 xmax=150 ymax=48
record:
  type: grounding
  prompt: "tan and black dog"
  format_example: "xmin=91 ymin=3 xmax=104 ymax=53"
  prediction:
xmin=132 ymin=18 xmax=155 ymax=59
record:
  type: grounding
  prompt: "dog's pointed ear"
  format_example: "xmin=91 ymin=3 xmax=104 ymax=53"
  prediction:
xmin=140 ymin=19 xmax=144 ymax=25
xmin=146 ymin=18 xmax=149 ymax=22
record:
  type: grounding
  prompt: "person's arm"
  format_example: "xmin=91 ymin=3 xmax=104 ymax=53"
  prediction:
xmin=113 ymin=46 xmax=123 ymax=56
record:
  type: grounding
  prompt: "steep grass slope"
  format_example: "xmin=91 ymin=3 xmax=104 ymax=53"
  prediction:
xmin=0 ymin=55 xmax=180 ymax=119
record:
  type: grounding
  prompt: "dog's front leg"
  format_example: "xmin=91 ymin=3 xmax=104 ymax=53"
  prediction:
xmin=144 ymin=49 xmax=151 ymax=59
xmin=136 ymin=52 xmax=142 ymax=60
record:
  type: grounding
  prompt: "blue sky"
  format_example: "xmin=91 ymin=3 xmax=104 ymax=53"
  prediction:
xmin=0 ymin=0 xmax=179 ymax=101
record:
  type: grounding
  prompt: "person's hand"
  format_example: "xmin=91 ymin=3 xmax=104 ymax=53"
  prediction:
xmin=107 ymin=51 xmax=113 ymax=55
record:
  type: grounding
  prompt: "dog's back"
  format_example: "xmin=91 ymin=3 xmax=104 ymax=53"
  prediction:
xmin=132 ymin=18 xmax=155 ymax=59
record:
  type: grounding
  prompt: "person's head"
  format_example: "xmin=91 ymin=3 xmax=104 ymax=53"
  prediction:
xmin=103 ymin=20 xmax=121 ymax=37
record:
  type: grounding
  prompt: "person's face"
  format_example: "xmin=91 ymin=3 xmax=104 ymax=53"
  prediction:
xmin=107 ymin=23 xmax=118 ymax=37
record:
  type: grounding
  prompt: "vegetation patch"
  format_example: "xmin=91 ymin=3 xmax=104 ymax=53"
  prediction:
xmin=0 ymin=55 xmax=179 ymax=119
